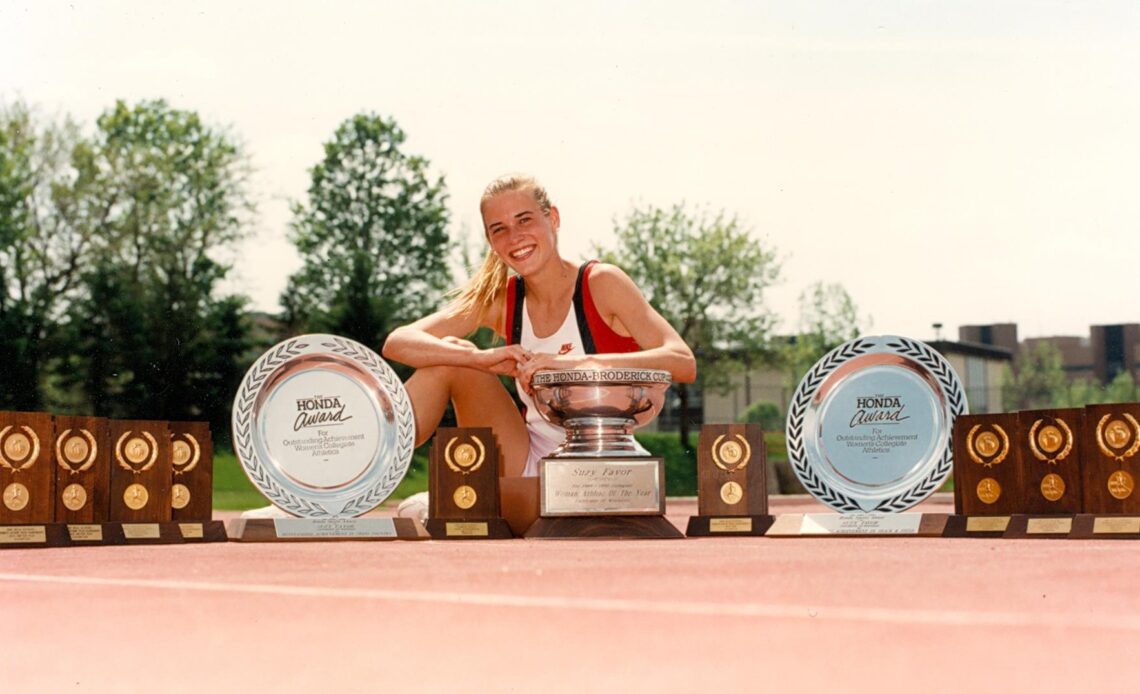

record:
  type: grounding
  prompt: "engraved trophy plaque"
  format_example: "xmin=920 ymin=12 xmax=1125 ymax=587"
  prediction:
xmin=166 ymin=421 xmax=226 ymax=542
xmin=1006 ymin=408 xmax=1083 ymax=538
xmin=53 ymin=415 xmax=110 ymax=524
xmin=0 ymin=411 xmax=55 ymax=545
xmin=525 ymin=368 xmax=682 ymax=539
xmin=944 ymin=413 xmax=1022 ymax=537
xmin=108 ymin=420 xmax=173 ymax=524
xmin=1071 ymin=403 xmax=1140 ymax=539
xmin=775 ymin=336 xmax=965 ymax=537
xmin=229 ymin=334 xmax=425 ymax=541
xmin=425 ymin=427 xmax=512 ymax=539
xmin=686 ymin=423 xmax=771 ymax=536
xmin=169 ymin=421 xmax=213 ymax=521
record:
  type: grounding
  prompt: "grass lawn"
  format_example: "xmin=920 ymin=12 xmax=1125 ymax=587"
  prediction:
xmin=212 ymin=446 xmax=431 ymax=511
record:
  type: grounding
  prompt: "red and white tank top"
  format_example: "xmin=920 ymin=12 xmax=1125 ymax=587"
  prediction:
xmin=504 ymin=261 xmax=640 ymax=475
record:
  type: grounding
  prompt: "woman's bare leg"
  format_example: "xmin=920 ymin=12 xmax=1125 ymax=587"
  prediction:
xmin=403 ymin=366 xmax=530 ymax=477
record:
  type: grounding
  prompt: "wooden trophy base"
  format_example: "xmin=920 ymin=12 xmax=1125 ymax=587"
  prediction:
xmin=942 ymin=515 xmax=1012 ymax=538
xmin=1069 ymin=514 xmax=1140 ymax=540
xmin=425 ymin=518 xmax=514 ymax=539
xmin=0 ymin=521 xmax=228 ymax=549
xmin=1003 ymin=514 xmax=1076 ymax=539
xmin=525 ymin=514 xmax=683 ymax=539
xmin=686 ymin=515 xmax=775 ymax=537
xmin=765 ymin=513 xmax=950 ymax=538
xmin=227 ymin=517 xmax=429 ymax=542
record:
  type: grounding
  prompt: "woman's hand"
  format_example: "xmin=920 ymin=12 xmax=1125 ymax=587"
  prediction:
xmin=442 ymin=336 xmax=533 ymax=377
xmin=515 ymin=353 xmax=604 ymax=395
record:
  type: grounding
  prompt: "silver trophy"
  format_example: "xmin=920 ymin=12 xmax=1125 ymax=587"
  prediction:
xmin=229 ymin=334 xmax=423 ymax=540
xmin=527 ymin=368 xmax=681 ymax=537
xmin=530 ymin=368 xmax=672 ymax=457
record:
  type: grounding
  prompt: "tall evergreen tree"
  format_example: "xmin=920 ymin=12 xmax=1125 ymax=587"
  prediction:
xmin=284 ymin=113 xmax=451 ymax=351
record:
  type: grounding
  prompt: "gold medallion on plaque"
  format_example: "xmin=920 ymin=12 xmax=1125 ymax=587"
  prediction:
xmin=720 ymin=480 xmax=744 ymax=505
xmin=0 ymin=425 xmax=40 ymax=471
xmin=3 ymin=482 xmax=29 ymax=511
xmin=115 ymin=431 xmax=158 ymax=473
xmin=976 ymin=477 xmax=1002 ymax=505
xmin=711 ymin=434 xmax=751 ymax=472
xmin=1040 ymin=473 xmax=1066 ymax=502
xmin=62 ymin=483 xmax=88 ymax=512
xmin=123 ymin=483 xmax=149 ymax=510
xmin=444 ymin=437 xmax=485 ymax=474
xmin=1096 ymin=414 xmax=1140 ymax=463
xmin=56 ymin=429 xmax=98 ymax=474
xmin=453 ymin=484 xmax=478 ymax=510
xmin=1108 ymin=470 xmax=1135 ymax=500
xmin=172 ymin=483 xmax=191 ymax=510
xmin=1028 ymin=418 xmax=1073 ymax=465
xmin=444 ymin=436 xmax=486 ymax=511
xmin=171 ymin=434 xmax=201 ymax=474
xmin=967 ymin=425 xmax=1009 ymax=467
xmin=115 ymin=431 xmax=157 ymax=512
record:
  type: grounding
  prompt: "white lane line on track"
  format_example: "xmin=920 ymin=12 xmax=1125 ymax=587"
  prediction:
xmin=2 ymin=571 xmax=1137 ymax=633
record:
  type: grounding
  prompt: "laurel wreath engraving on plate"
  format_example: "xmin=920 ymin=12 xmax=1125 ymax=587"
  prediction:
xmin=785 ymin=336 xmax=966 ymax=513
xmin=232 ymin=335 xmax=414 ymax=517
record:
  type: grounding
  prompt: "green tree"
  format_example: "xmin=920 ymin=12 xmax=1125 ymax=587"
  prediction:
xmin=1002 ymin=341 xmax=1068 ymax=410
xmin=597 ymin=203 xmax=781 ymax=448
xmin=0 ymin=103 xmax=99 ymax=410
xmin=61 ymin=100 xmax=253 ymax=435
xmin=782 ymin=281 xmax=867 ymax=389
xmin=284 ymin=113 xmax=451 ymax=351
xmin=1057 ymin=371 xmax=1140 ymax=407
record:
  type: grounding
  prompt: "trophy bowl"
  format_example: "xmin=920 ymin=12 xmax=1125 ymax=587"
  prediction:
xmin=530 ymin=368 xmax=672 ymax=457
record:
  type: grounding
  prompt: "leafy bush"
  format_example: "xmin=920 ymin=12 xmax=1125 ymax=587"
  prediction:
xmin=738 ymin=400 xmax=783 ymax=431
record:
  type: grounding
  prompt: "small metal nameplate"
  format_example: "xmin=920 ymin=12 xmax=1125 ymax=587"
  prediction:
xmin=1093 ymin=517 xmax=1140 ymax=534
xmin=68 ymin=525 xmax=104 ymax=542
xmin=273 ymin=518 xmax=397 ymax=538
xmin=0 ymin=526 xmax=47 ymax=544
xmin=446 ymin=522 xmax=488 ymax=537
xmin=1027 ymin=518 xmax=1072 ymax=535
xmin=540 ymin=458 xmax=662 ymax=516
xmin=801 ymin=513 xmax=922 ymax=535
xmin=710 ymin=518 xmax=753 ymax=533
xmin=179 ymin=523 xmax=204 ymax=539
xmin=966 ymin=516 xmax=1010 ymax=533
xmin=122 ymin=524 xmax=161 ymax=540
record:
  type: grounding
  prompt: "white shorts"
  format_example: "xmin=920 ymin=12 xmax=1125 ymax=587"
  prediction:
xmin=522 ymin=423 xmax=563 ymax=477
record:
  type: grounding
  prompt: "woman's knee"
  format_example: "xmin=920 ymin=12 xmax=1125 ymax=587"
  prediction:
xmin=414 ymin=364 xmax=500 ymax=391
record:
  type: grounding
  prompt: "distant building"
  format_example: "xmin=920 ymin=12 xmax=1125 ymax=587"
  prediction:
xmin=1091 ymin=324 xmax=1140 ymax=383
xmin=927 ymin=340 xmax=1013 ymax=414
xmin=961 ymin=322 xmax=1140 ymax=384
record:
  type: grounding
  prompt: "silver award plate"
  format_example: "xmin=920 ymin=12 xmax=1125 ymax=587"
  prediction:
xmin=786 ymin=335 xmax=967 ymax=513
xmin=232 ymin=334 xmax=414 ymax=517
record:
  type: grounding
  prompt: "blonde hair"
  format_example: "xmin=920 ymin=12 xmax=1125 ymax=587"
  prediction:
xmin=449 ymin=174 xmax=553 ymax=330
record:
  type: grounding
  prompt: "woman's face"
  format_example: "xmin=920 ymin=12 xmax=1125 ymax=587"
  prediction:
xmin=481 ymin=189 xmax=560 ymax=276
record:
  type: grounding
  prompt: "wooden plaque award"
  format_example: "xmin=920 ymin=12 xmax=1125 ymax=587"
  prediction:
xmin=108 ymin=420 xmax=173 ymax=523
xmin=169 ymin=421 xmax=213 ymax=521
xmin=53 ymin=415 xmax=110 ymax=524
xmin=0 ymin=411 xmax=55 ymax=526
xmin=944 ymin=413 xmax=1022 ymax=537
xmin=425 ymin=427 xmax=512 ymax=539
xmin=1007 ymin=408 xmax=1084 ymax=538
xmin=687 ymin=423 xmax=773 ymax=536
xmin=1069 ymin=403 xmax=1140 ymax=539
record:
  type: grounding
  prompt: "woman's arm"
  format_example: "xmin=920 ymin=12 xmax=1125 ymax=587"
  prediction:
xmin=382 ymin=301 xmax=530 ymax=377
xmin=515 ymin=263 xmax=697 ymax=390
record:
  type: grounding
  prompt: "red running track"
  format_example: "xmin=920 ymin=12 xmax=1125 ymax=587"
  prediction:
xmin=2 ymin=494 xmax=1138 ymax=694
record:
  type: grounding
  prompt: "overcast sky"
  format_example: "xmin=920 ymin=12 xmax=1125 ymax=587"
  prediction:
xmin=3 ymin=0 xmax=1138 ymax=341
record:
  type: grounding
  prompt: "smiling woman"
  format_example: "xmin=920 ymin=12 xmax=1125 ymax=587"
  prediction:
xmin=381 ymin=174 xmax=696 ymax=501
